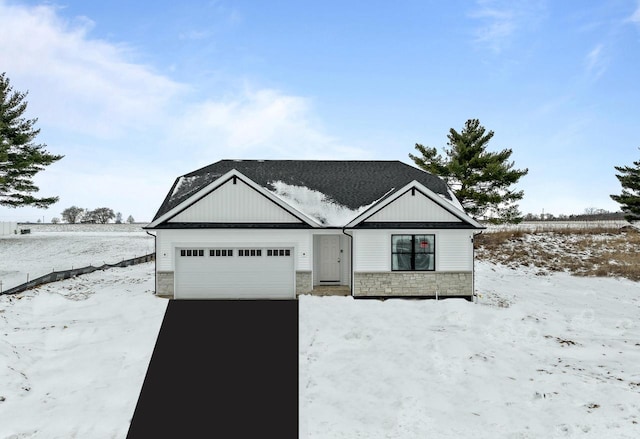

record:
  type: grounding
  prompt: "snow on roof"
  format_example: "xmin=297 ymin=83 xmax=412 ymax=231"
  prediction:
xmin=268 ymin=181 xmax=382 ymax=227
xmin=438 ymin=186 xmax=465 ymax=212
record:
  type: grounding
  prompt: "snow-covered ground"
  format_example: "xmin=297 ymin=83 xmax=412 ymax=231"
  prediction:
xmin=0 ymin=225 xmax=154 ymax=291
xmin=0 ymin=263 xmax=167 ymax=439
xmin=1 ymin=232 xmax=640 ymax=438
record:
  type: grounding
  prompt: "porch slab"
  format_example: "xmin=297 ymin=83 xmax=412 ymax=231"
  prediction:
xmin=305 ymin=285 xmax=351 ymax=297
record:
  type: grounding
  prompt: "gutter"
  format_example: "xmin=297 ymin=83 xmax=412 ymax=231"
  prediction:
xmin=472 ymin=230 xmax=483 ymax=304
xmin=145 ymin=230 xmax=157 ymax=295
xmin=341 ymin=226 xmax=354 ymax=297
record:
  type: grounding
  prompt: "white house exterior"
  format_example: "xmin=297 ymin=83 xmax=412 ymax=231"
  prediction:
xmin=145 ymin=160 xmax=484 ymax=299
xmin=0 ymin=222 xmax=17 ymax=235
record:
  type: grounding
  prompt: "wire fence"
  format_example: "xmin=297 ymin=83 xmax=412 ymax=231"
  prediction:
xmin=0 ymin=253 xmax=155 ymax=296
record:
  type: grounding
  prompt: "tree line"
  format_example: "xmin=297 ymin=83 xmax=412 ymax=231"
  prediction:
xmin=59 ymin=206 xmax=134 ymax=224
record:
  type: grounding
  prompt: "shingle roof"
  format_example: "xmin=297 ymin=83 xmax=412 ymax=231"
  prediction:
xmin=152 ymin=160 xmax=453 ymax=222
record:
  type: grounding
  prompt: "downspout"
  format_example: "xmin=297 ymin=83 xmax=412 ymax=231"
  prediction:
xmin=341 ymin=227 xmax=354 ymax=297
xmin=472 ymin=230 xmax=483 ymax=304
xmin=145 ymin=230 xmax=157 ymax=295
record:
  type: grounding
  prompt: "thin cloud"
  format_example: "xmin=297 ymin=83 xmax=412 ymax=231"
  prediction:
xmin=469 ymin=0 xmax=546 ymax=53
xmin=629 ymin=2 xmax=640 ymax=25
xmin=0 ymin=2 xmax=185 ymax=138
xmin=0 ymin=1 xmax=364 ymax=222
xmin=585 ymin=43 xmax=607 ymax=80
xmin=171 ymin=88 xmax=366 ymax=160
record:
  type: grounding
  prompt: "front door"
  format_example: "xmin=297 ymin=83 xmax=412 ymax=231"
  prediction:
xmin=319 ymin=235 xmax=341 ymax=284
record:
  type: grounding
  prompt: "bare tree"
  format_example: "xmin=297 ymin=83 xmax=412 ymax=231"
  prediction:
xmin=61 ymin=206 xmax=85 ymax=223
xmin=90 ymin=207 xmax=115 ymax=224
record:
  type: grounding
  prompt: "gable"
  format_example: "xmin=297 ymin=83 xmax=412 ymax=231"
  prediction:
xmin=168 ymin=177 xmax=302 ymax=224
xmin=363 ymin=188 xmax=462 ymax=223
xmin=151 ymin=160 xmax=455 ymax=222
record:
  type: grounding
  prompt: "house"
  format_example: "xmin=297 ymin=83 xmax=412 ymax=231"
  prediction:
xmin=145 ymin=160 xmax=484 ymax=299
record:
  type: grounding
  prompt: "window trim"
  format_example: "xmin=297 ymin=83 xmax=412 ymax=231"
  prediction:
xmin=391 ymin=234 xmax=435 ymax=271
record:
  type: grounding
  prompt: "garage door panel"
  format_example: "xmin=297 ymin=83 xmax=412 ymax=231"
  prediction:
xmin=175 ymin=247 xmax=294 ymax=299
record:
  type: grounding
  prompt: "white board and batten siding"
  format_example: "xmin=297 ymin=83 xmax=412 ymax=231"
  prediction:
xmin=169 ymin=177 xmax=300 ymax=223
xmin=365 ymin=190 xmax=463 ymax=223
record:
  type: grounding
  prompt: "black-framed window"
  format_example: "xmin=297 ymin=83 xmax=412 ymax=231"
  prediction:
xmin=391 ymin=235 xmax=435 ymax=271
xmin=267 ymin=249 xmax=291 ymax=257
xmin=210 ymin=249 xmax=233 ymax=257
xmin=180 ymin=249 xmax=204 ymax=257
xmin=239 ymin=249 xmax=262 ymax=257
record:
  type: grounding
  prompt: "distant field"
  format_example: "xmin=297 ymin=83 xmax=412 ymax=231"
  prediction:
xmin=485 ymin=220 xmax=630 ymax=233
xmin=0 ymin=224 xmax=154 ymax=292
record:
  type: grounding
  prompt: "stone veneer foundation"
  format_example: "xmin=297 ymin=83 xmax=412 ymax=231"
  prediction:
xmin=296 ymin=271 xmax=313 ymax=295
xmin=353 ymin=271 xmax=472 ymax=297
xmin=157 ymin=271 xmax=175 ymax=298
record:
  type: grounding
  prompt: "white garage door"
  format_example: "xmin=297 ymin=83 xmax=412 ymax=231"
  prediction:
xmin=175 ymin=247 xmax=295 ymax=299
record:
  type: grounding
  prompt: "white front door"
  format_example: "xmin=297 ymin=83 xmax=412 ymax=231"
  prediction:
xmin=319 ymin=235 xmax=341 ymax=283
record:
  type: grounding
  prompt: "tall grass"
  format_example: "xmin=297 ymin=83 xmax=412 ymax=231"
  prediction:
xmin=475 ymin=226 xmax=640 ymax=281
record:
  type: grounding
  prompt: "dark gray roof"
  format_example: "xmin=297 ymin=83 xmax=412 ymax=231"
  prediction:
xmin=152 ymin=160 xmax=452 ymax=222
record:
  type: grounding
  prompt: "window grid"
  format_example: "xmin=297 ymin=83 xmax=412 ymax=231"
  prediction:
xmin=238 ymin=249 xmax=262 ymax=257
xmin=210 ymin=249 xmax=233 ymax=257
xmin=180 ymin=249 xmax=204 ymax=257
xmin=267 ymin=249 xmax=291 ymax=257
xmin=391 ymin=235 xmax=435 ymax=271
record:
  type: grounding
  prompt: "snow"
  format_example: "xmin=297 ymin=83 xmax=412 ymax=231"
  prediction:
xmin=269 ymin=181 xmax=379 ymax=226
xmin=299 ymin=262 xmax=640 ymax=438
xmin=0 ymin=226 xmax=154 ymax=291
xmin=0 ymin=263 xmax=167 ymax=439
xmin=1 ymin=231 xmax=640 ymax=438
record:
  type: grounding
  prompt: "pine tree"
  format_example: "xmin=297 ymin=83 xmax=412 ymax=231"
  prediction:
xmin=409 ymin=119 xmax=528 ymax=223
xmin=610 ymin=152 xmax=640 ymax=222
xmin=0 ymin=72 xmax=63 ymax=208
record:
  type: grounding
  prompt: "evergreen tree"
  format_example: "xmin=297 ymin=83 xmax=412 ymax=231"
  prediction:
xmin=127 ymin=215 xmax=135 ymax=224
xmin=0 ymin=72 xmax=62 ymax=208
xmin=610 ymin=151 xmax=640 ymax=222
xmin=409 ymin=119 xmax=528 ymax=223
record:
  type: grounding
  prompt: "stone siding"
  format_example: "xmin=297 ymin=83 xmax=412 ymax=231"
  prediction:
xmin=296 ymin=271 xmax=313 ymax=295
xmin=353 ymin=271 xmax=472 ymax=297
xmin=157 ymin=271 xmax=174 ymax=298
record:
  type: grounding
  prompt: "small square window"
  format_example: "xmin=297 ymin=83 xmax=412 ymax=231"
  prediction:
xmin=267 ymin=249 xmax=273 ymax=256
xmin=279 ymin=249 xmax=285 ymax=256
xmin=256 ymin=249 xmax=262 ymax=256
xmin=198 ymin=249 xmax=204 ymax=257
xmin=181 ymin=250 xmax=186 ymax=257
xmin=186 ymin=249 xmax=192 ymax=256
xmin=285 ymin=249 xmax=291 ymax=256
xmin=250 ymin=249 xmax=256 ymax=256
xmin=228 ymin=249 xmax=233 ymax=256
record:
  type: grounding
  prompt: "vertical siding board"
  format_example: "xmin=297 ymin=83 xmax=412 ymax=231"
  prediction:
xmin=169 ymin=179 xmax=300 ymax=223
xmin=353 ymin=230 xmax=389 ymax=271
xmin=437 ymin=230 xmax=473 ymax=271
xmin=365 ymin=191 xmax=462 ymax=223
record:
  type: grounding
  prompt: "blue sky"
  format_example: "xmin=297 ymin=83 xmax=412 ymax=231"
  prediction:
xmin=1 ymin=0 xmax=639 ymax=222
